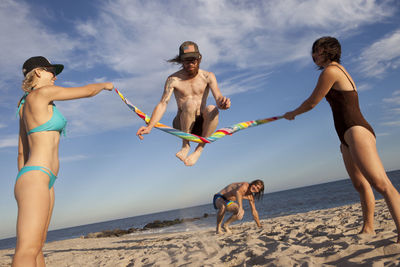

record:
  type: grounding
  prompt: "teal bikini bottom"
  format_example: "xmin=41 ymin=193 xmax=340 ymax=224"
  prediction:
xmin=16 ymin=166 xmax=57 ymax=189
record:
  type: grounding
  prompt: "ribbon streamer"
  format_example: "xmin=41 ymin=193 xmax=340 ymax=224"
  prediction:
xmin=116 ymin=88 xmax=282 ymax=144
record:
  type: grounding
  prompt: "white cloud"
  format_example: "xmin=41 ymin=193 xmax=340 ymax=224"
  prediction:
xmin=358 ymin=29 xmax=400 ymax=77
xmin=59 ymin=0 xmax=397 ymax=135
xmin=376 ymin=132 xmax=390 ymax=137
xmin=1 ymin=0 xmax=397 ymax=136
xmin=1 ymin=0 xmax=395 ymax=80
xmin=357 ymin=83 xmax=375 ymax=92
xmin=218 ymin=71 xmax=273 ymax=95
xmin=56 ymin=0 xmax=400 ymax=134
xmin=383 ymin=95 xmax=400 ymax=105
xmin=78 ymin=0 xmax=395 ymax=74
xmin=382 ymin=90 xmax=400 ymax=128
xmin=0 ymin=135 xmax=17 ymax=149
xmin=381 ymin=121 xmax=400 ymax=127
xmin=0 ymin=0 xmax=79 ymax=82
xmin=35 ymin=0 xmax=372 ymax=80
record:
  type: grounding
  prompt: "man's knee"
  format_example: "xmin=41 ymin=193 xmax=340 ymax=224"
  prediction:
xmin=227 ymin=203 xmax=239 ymax=214
xmin=203 ymin=105 xmax=219 ymax=119
xmin=217 ymin=205 xmax=226 ymax=214
xmin=173 ymin=115 xmax=180 ymax=129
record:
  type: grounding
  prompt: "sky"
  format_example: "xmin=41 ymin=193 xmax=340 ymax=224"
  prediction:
xmin=0 ymin=0 xmax=399 ymax=239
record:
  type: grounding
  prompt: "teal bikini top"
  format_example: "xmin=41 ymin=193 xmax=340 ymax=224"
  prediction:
xmin=17 ymin=92 xmax=67 ymax=136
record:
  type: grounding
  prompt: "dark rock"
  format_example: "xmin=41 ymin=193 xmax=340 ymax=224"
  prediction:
xmin=84 ymin=227 xmax=138 ymax=238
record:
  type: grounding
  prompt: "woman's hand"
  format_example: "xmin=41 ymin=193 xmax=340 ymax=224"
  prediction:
xmin=103 ymin=82 xmax=114 ymax=91
xmin=283 ymin=111 xmax=296 ymax=120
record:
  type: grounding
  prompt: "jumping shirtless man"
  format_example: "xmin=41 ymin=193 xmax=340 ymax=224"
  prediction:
xmin=136 ymin=41 xmax=231 ymax=166
xmin=213 ymin=180 xmax=264 ymax=234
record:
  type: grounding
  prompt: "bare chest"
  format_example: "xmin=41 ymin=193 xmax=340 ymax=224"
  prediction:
xmin=174 ymin=76 xmax=209 ymax=97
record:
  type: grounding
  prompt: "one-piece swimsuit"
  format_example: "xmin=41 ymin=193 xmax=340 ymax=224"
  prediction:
xmin=325 ymin=65 xmax=375 ymax=147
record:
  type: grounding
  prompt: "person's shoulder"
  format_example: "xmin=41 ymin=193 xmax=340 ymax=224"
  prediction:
xmin=168 ymin=71 xmax=184 ymax=81
xmin=320 ymin=65 xmax=341 ymax=80
xmin=199 ymin=69 xmax=216 ymax=81
xmin=238 ymin=182 xmax=249 ymax=191
xmin=199 ymin=69 xmax=214 ymax=76
xmin=323 ymin=63 xmax=345 ymax=74
xmin=35 ymin=85 xmax=62 ymax=95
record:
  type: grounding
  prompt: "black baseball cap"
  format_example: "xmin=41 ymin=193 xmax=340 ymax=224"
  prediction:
xmin=22 ymin=56 xmax=64 ymax=77
xmin=179 ymin=41 xmax=201 ymax=60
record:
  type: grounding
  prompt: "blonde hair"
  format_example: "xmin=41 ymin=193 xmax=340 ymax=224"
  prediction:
xmin=21 ymin=69 xmax=39 ymax=92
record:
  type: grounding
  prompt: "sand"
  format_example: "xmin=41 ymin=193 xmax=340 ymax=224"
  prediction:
xmin=1 ymin=199 xmax=400 ymax=266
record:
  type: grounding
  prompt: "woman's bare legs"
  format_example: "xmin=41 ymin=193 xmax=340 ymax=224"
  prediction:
xmin=345 ymin=126 xmax=400 ymax=242
xmin=341 ymin=144 xmax=375 ymax=234
xmin=35 ymin=187 xmax=54 ymax=267
xmin=12 ymin=171 xmax=52 ymax=267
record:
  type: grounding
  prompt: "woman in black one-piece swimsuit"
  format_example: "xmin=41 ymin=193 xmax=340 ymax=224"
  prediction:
xmin=283 ymin=36 xmax=400 ymax=243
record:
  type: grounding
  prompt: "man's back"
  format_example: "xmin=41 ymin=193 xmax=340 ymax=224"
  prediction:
xmin=220 ymin=182 xmax=250 ymax=201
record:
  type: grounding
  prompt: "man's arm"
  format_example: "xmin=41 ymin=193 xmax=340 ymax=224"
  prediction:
xmin=136 ymin=77 xmax=176 ymax=139
xmin=249 ymin=198 xmax=261 ymax=227
xmin=207 ymin=72 xmax=231 ymax=110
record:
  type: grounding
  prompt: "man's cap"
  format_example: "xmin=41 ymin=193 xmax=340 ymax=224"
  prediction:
xmin=179 ymin=41 xmax=201 ymax=60
xmin=22 ymin=56 xmax=64 ymax=77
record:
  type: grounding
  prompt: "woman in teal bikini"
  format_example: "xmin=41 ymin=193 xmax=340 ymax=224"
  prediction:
xmin=13 ymin=56 xmax=113 ymax=266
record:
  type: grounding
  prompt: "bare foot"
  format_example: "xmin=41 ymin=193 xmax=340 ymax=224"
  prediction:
xmin=222 ymin=225 xmax=232 ymax=234
xmin=216 ymin=227 xmax=223 ymax=234
xmin=359 ymin=226 xmax=375 ymax=235
xmin=176 ymin=145 xmax=190 ymax=162
xmin=184 ymin=146 xmax=204 ymax=166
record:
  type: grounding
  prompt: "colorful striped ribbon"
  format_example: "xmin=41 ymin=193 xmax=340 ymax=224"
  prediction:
xmin=116 ymin=88 xmax=282 ymax=144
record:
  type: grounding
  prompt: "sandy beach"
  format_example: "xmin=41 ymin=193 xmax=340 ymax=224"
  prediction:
xmin=1 ymin=199 xmax=400 ymax=266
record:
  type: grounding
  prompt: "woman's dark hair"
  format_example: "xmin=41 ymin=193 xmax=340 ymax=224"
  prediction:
xmin=250 ymin=179 xmax=265 ymax=201
xmin=312 ymin=36 xmax=341 ymax=69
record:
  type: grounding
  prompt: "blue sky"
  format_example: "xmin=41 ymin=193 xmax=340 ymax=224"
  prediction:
xmin=0 ymin=0 xmax=399 ymax=239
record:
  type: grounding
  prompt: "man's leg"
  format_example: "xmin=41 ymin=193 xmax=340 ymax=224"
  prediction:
xmin=173 ymin=100 xmax=198 ymax=162
xmin=222 ymin=203 xmax=240 ymax=234
xmin=215 ymin=199 xmax=226 ymax=234
xmin=184 ymin=105 xmax=219 ymax=166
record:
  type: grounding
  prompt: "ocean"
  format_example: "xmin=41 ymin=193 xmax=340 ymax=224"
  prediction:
xmin=1 ymin=169 xmax=399 ymax=250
